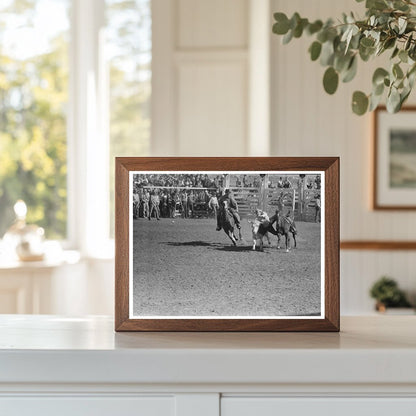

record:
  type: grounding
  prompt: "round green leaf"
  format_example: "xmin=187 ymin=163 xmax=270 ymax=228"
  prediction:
xmin=391 ymin=47 xmax=399 ymax=59
xmin=307 ymin=20 xmax=323 ymax=35
xmin=408 ymin=63 xmax=416 ymax=79
xmin=399 ymin=50 xmax=408 ymax=63
xmin=320 ymin=41 xmax=335 ymax=66
xmin=309 ymin=41 xmax=322 ymax=61
xmin=405 ymin=34 xmax=413 ymax=51
xmin=282 ymin=29 xmax=293 ymax=45
xmin=387 ymin=87 xmax=401 ymax=113
xmin=409 ymin=45 xmax=416 ymax=61
xmin=372 ymin=68 xmax=389 ymax=86
xmin=360 ymin=37 xmax=375 ymax=48
xmin=369 ymin=92 xmax=383 ymax=112
xmin=393 ymin=63 xmax=404 ymax=79
xmin=293 ymin=18 xmax=308 ymax=38
xmin=273 ymin=13 xmax=290 ymax=35
xmin=293 ymin=23 xmax=303 ymax=38
xmin=384 ymin=37 xmax=396 ymax=50
xmin=290 ymin=12 xmax=301 ymax=30
xmin=408 ymin=70 xmax=416 ymax=88
xmin=359 ymin=44 xmax=375 ymax=62
xmin=373 ymin=82 xmax=385 ymax=96
xmin=334 ymin=52 xmax=352 ymax=73
xmin=323 ymin=67 xmax=339 ymax=95
xmin=317 ymin=30 xmax=328 ymax=43
xmin=367 ymin=0 xmax=388 ymax=11
xmin=400 ymin=89 xmax=411 ymax=108
xmin=342 ymin=56 xmax=358 ymax=83
xmin=352 ymin=91 xmax=369 ymax=115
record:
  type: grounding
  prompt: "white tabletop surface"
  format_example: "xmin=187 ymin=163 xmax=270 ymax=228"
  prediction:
xmin=0 ymin=314 xmax=415 ymax=349
xmin=0 ymin=315 xmax=415 ymax=386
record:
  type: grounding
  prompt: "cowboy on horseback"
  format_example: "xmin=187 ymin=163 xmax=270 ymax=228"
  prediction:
xmin=269 ymin=208 xmax=297 ymax=251
xmin=270 ymin=208 xmax=295 ymax=232
xmin=216 ymin=189 xmax=241 ymax=231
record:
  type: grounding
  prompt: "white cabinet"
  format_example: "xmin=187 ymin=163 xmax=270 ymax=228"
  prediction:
xmin=1 ymin=397 xmax=175 ymax=416
xmin=1 ymin=316 xmax=416 ymax=416
xmin=222 ymin=398 xmax=416 ymax=416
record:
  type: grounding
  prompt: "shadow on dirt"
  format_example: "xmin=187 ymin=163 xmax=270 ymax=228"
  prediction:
xmin=161 ymin=240 xmax=299 ymax=255
xmin=163 ymin=240 xmax=219 ymax=247
xmin=214 ymin=245 xmax=255 ymax=252
xmin=162 ymin=240 xmax=263 ymax=253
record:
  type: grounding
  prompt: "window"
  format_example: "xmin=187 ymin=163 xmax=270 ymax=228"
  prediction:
xmin=0 ymin=0 xmax=151 ymax=251
xmin=0 ymin=0 xmax=70 ymax=239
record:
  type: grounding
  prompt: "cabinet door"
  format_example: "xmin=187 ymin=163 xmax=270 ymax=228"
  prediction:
xmin=222 ymin=397 xmax=416 ymax=416
xmin=1 ymin=396 xmax=175 ymax=416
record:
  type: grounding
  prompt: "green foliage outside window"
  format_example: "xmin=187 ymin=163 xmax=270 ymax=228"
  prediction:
xmin=0 ymin=1 xmax=69 ymax=238
xmin=0 ymin=0 xmax=151 ymax=240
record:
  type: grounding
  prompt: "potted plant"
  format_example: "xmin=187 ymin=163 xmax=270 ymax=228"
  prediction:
xmin=369 ymin=276 xmax=413 ymax=313
xmin=272 ymin=0 xmax=416 ymax=115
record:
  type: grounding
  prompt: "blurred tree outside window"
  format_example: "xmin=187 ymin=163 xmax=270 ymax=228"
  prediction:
xmin=0 ymin=0 xmax=151 ymax=242
xmin=0 ymin=0 xmax=70 ymax=239
xmin=106 ymin=0 xmax=151 ymax=237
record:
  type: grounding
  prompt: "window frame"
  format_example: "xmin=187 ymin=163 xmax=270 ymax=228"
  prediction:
xmin=67 ymin=0 xmax=112 ymax=257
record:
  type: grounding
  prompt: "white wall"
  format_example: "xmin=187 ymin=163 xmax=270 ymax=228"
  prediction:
xmin=29 ymin=0 xmax=415 ymax=317
xmin=271 ymin=0 xmax=416 ymax=313
xmin=152 ymin=0 xmax=269 ymax=157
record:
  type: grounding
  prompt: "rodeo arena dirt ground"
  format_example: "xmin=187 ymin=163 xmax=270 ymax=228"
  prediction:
xmin=132 ymin=212 xmax=322 ymax=317
xmin=132 ymin=173 xmax=322 ymax=317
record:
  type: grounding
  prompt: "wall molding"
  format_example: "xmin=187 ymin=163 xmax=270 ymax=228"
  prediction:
xmin=340 ymin=241 xmax=416 ymax=250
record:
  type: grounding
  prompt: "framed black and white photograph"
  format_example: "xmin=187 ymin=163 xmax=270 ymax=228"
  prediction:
xmin=115 ymin=157 xmax=339 ymax=332
xmin=374 ymin=106 xmax=416 ymax=210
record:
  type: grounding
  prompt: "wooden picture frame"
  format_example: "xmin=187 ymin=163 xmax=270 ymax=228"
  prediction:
xmin=115 ymin=157 xmax=339 ymax=332
xmin=373 ymin=106 xmax=416 ymax=210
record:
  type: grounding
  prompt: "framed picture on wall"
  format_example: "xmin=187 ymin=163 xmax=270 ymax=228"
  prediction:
xmin=374 ymin=106 xmax=416 ymax=209
xmin=115 ymin=157 xmax=339 ymax=332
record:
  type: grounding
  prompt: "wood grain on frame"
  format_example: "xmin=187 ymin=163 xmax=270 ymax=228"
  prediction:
xmin=373 ymin=106 xmax=416 ymax=210
xmin=115 ymin=159 xmax=130 ymax=331
xmin=115 ymin=157 xmax=340 ymax=332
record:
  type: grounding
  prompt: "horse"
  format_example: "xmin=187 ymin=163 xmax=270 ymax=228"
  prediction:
xmin=218 ymin=200 xmax=242 ymax=246
xmin=274 ymin=212 xmax=297 ymax=252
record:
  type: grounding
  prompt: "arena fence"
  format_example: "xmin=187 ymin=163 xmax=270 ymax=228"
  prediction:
xmin=136 ymin=185 xmax=321 ymax=222
xmin=229 ymin=187 xmax=320 ymax=222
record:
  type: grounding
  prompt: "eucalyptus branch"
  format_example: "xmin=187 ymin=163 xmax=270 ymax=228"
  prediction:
xmin=272 ymin=0 xmax=416 ymax=115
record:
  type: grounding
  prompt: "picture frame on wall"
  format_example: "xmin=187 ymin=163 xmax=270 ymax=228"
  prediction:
xmin=374 ymin=106 xmax=416 ymax=210
xmin=115 ymin=157 xmax=339 ymax=332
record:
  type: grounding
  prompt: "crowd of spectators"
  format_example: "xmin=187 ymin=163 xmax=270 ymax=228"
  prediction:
xmin=275 ymin=177 xmax=292 ymax=188
xmin=134 ymin=174 xmax=278 ymax=189
xmin=133 ymin=187 xmax=219 ymax=220
xmin=133 ymin=173 xmax=320 ymax=191
xmin=134 ymin=174 xmax=225 ymax=189
xmin=132 ymin=174 xmax=321 ymax=220
xmin=305 ymin=175 xmax=321 ymax=190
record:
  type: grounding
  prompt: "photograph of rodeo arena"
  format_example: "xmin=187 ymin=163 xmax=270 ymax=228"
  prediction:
xmin=131 ymin=172 xmax=323 ymax=318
